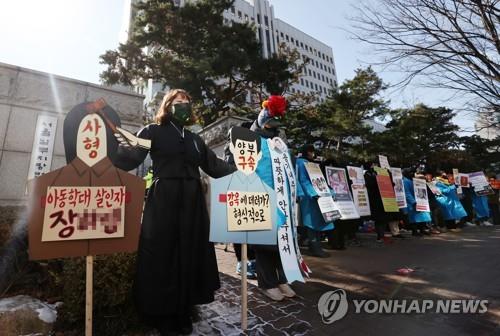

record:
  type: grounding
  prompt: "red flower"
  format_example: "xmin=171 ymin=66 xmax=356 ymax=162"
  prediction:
xmin=263 ymin=95 xmax=287 ymax=117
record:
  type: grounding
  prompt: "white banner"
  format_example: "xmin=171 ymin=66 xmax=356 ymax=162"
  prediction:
xmin=27 ymin=115 xmax=58 ymax=180
xmin=268 ymin=138 xmax=305 ymax=283
xmin=42 ymin=186 xmax=126 ymax=241
xmin=226 ymin=191 xmax=272 ymax=231
xmin=346 ymin=166 xmax=371 ymax=216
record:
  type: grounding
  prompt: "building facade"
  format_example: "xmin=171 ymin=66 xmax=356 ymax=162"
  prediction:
xmin=134 ymin=0 xmax=337 ymax=109
xmin=224 ymin=0 xmax=337 ymax=100
xmin=0 ymin=62 xmax=145 ymax=206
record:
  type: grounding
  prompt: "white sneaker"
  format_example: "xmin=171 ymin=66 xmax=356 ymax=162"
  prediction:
xmin=481 ymin=221 xmax=494 ymax=227
xmin=464 ymin=222 xmax=476 ymax=227
xmin=262 ymin=287 xmax=284 ymax=301
xmin=278 ymin=284 xmax=296 ymax=298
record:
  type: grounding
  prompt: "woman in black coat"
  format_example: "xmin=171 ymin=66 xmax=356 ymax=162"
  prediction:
xmin=116 ymin=89 xmax=235 ymax=335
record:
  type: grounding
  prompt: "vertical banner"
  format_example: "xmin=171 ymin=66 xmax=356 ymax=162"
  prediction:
xmin=325 ymin=167 xmax=360 ymax=219
xmin=389 ymin=168 xmax=407 ymax=209
xmin=268 ymin=138 xmax=304 ymax=283
xmin=378 ymin=155 xmax=390 ymax=169
xmin=27 ymin=115 xmax=58 ymax=180
xmin=374 ymin=167 xmax=399 ymax=212
xmin=413 ymin=179 xmax=430 ymax=212
xmin=347 ymin=166 xmax=371 ymax=216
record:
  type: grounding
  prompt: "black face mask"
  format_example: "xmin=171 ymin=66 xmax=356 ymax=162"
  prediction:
xmin=170 ymin=103 xmax=192 ymax=126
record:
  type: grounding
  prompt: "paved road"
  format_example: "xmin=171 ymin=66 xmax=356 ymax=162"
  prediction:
xmin=214 ymin=226 xmax=500 ymax=336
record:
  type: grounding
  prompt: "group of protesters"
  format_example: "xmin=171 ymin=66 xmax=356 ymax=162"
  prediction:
xmin=294 ymin=150 xmax=500 ymax=259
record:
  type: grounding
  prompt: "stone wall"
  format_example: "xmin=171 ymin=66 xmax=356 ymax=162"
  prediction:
xmin=0 ymin=62 xmax=145 ymax=206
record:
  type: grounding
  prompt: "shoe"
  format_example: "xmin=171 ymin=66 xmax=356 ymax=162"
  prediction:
xmin=309 ymin=241 xmax=330 ymax=258
xmin=481 ymin=221 xmax=494 ymax=227
xmin=449 ymin=228 xmax=462 ymax=232
xmin=421 ymin=230 xmax=431 ymax=236
xmin=464 ymin=221 xmax=476 ymax=227
xmin=262 ymin=287 xmax=284 ymax=301
xmin=430 ymin=228 xmax=441 ymax=234
xmin=278 ymin=284 xmax=296 ymax=298
xmin=376 ymin=239 xmax=383 ymax=243
xmin=237 ymin=261 xmax=258 ymax=279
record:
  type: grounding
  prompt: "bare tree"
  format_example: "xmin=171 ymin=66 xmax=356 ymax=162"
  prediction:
xmin=351 ymin=0 xmax=500 ymax=127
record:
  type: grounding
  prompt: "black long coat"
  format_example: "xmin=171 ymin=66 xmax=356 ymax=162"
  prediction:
xmin=116 ymin=122 xmax=234 ymax=316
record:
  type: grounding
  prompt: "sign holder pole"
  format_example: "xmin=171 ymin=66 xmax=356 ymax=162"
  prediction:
xmin=86 ymin=255 xmax=93 ymax=336
xmin=241 ymin=243 xmax=248 ymax=331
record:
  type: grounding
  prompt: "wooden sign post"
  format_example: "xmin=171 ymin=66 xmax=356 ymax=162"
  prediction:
xmin=241 ymin=243 xmax=248 ymax=331
xmin=86 ymin=255 xmax=93 ymax=336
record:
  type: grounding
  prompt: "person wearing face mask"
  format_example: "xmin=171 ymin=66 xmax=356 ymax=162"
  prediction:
xmin=114 ymin=89 xmax=235 ymax=335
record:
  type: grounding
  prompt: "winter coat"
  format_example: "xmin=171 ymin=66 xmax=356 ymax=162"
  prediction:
xmin=296 ymin=157 xmax=334 ymax=231
xmin=472 ymin=192 xmax=490 ymax=219
xmin=403 ymin=177 xmax=432 ymax=223
xmin=434 ymin=180 xmax=467 ymax=220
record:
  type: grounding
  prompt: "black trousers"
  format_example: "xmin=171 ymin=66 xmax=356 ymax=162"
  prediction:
xmin=490 ymin=203 xmax=500 ymax=225
xmin=234 ymin=243 xmax=256 ymax=262
xmin=254 ymin=246 xmax=286 ymax=289
xmin=329 ymin=221 xmax=347 ymax=248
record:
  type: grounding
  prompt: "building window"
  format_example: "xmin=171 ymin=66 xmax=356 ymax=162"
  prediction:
xmin=300 ymin=78 xmax=304 ymax=85
xmin=296 ymin=40 xmax=299 ymax=47
xmin=238 ymin=11 xmax=242 ymax=18
xmin=322 ymin=75 xmax=325 ymax=82
xmin=308 ymin=69 xmax=312 ymax=76
xmin=286 ymin=35 xmax=289 ymax=41
xmin=245 ymin=14 xmax=249 ymax=21
xmin=291 ymin=37 xmax=294 ymax=43
xmin=300 ymin=42 xmax=304 ymax=48
xmin=264 ymin=15 xmax=269 ymax=26
xmin=315 ymin=83 xmax=318 ymax=90
xmin=305 ymin=80 xmax=309 ymax=88
xmin=231 ymin=6 xmax=235 ymax=13
xmin=257 ymin=14 xmax=261 ymax=24
xmin=280 ymin=32 xmax=284 ymax=38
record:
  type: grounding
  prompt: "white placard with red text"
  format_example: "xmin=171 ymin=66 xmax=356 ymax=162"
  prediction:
xmin=42 ymin=186 xmax=126 ymax=241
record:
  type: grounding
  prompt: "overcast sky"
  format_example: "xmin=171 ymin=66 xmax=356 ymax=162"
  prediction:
xmin=0 ymin=0 xmax=476 ymax=132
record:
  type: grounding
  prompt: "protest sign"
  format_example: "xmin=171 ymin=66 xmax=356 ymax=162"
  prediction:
xmin=374 ymin=167 xmax=399 ymax=212
xmin=347 ymin=166 xmax=371 ymax=216
xmin=390 ymin=167 xmax=407 ymax=208
xmin=413 ymin=178 xmax=430 ymax=212
xmin=325 ymin=167 xmax=359 ymax=219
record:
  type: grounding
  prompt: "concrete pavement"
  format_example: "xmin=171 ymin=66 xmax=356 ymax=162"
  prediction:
xmin=211 ymin=226 xmax=500 ymax=336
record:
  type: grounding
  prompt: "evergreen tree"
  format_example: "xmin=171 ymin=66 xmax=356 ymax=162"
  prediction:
xmin=100 ymin=0 xmax=297 ymax=125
